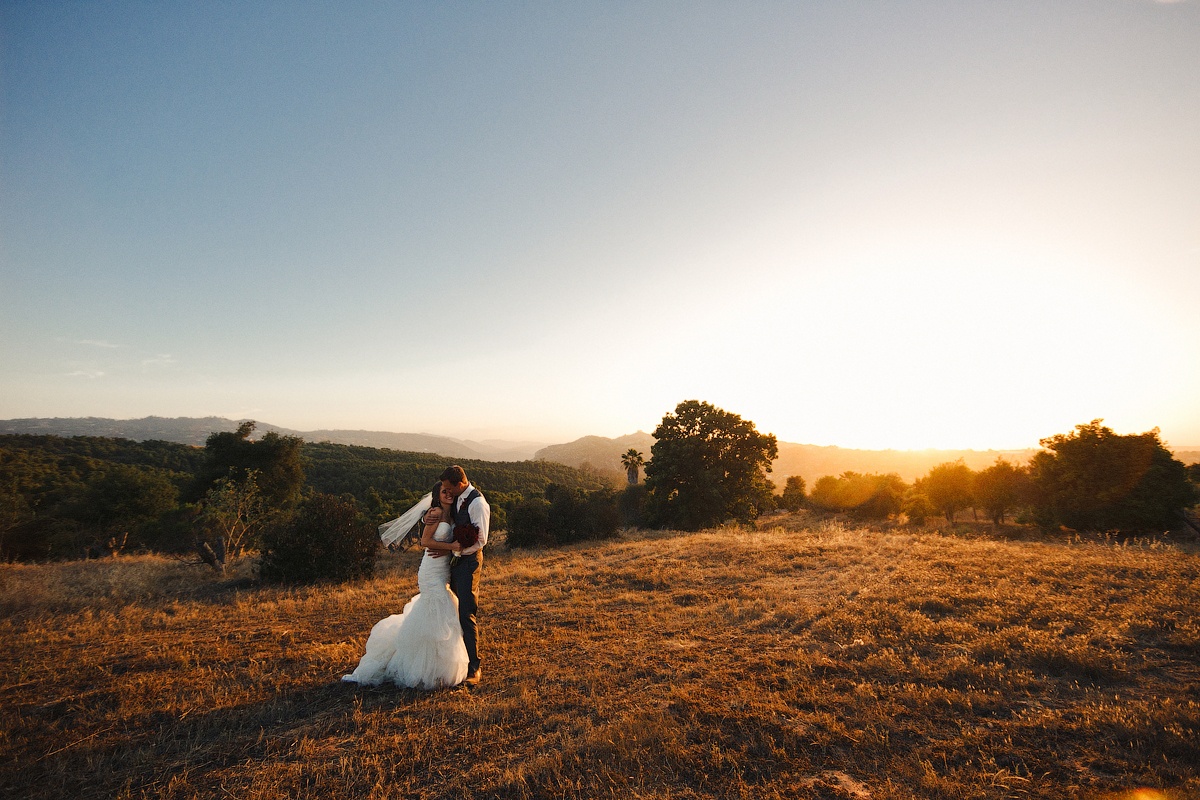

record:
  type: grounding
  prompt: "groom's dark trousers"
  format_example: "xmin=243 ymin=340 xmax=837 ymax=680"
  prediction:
xmin=450 ymin=551 xmax=481 ymax=673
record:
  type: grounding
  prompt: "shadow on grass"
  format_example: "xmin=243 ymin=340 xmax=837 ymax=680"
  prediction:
xmin=6 ymin=677 xmax=448 ymax=800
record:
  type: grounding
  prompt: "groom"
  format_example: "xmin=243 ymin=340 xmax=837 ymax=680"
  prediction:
xmin=436 ymin=465 xmax=488 ymax=685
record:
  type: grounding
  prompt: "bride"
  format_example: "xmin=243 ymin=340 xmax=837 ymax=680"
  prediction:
xmin=342 ymin=484 xmax=469 ymax=689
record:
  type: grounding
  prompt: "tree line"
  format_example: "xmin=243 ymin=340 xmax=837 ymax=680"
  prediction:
xmin=785 ymin=419 xmax=1198 ymax=533
xmin=0 ymin=422 xmax=610 ymax=568
xmin=3 ymin=409 xmax=1196 ymax=576
xmin=506 ymin=405 xmax=1198 ymax=544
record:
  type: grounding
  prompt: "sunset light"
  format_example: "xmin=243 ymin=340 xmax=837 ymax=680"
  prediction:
xmin=3 ymin=5 xmax=1199 ymax=795
xmin=2 ymin=2 xmax=1197 ymax=451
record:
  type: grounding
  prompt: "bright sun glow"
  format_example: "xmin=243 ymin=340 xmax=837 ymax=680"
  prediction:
xmin=2 ymin=3 xmax=1198 ymax=451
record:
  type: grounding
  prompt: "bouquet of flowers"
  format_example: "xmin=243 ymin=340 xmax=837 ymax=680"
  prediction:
xmin=454 ymin=522 xmax=480 ymax=549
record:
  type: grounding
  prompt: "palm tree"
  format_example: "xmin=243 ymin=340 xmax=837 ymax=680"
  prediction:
xmin=620 ymin=449 xmax=645 ymax=486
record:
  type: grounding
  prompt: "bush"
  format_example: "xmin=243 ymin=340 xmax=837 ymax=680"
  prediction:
xmin=809 ymin=472 xmax=906 ymax=519
xmin=618 ymin=484 xmax=648 ymax=527
xmin=973 ymin=458 xmax=1029 ymax=525
xmin=903 ymin=493 xmax=935 ymax=525
xmin=488 ymin=503 xmax=508 ymax=533
xmin=506 ymin=498 xmax=553 ymax=549
xmin=546 ymin=485 xmax=620 ymax=544
xmin=779 ymin=476 xmax=806 ymax=512
xmin=506 ymin=487 xmax=621 ymax=548
xmin=921 ymin=461 xmax=975 ymax=523
xmin=258 ymin=494 xmax=377 ymax=584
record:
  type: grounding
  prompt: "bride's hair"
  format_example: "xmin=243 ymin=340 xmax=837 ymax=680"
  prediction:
xmin=430 ymin=482 xmax=444 ymax=509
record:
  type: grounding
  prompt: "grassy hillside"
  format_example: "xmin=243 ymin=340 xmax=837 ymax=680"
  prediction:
xmin=2 ymin=519 xmax=1197 ymax=799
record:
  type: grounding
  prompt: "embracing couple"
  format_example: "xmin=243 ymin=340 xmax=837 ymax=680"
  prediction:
xmin=342 ymin=465 xmax=489 ymax=689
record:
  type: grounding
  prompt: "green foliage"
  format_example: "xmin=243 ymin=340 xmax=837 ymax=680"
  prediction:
xmin=0 ymin=433 xmax=609 ymax=561
xmin=902 ymin=492 xmax=935 ymax=525
xmin=779 ymin=475 xmax=807 ymax=512
xmin=973 ymin=458 xmax=1028 ymax=525
xmin=643 ymin=400 xmax=778 ymax=531
xmin=808 ymin=472 xmax=905 ymax=519
xmin=506 ymin=485 xmax=620 ymax=548
xmin=198 ymin=470 xmax=272 ymax=558
xmin=0 ymin=438 xmax=190 ymax=559
xmin=506 ymin=498 xmax=553 ymax=548
xmin=64 ymin=465 xmax=180 ymax=550
xmin=188 ymin=421 xmax=305 ymax=508
xmin=921 ymin=460 xmax=975 ymax=523
xmin=618 ymin=484 xmax=648 ymax=527
xmin=258 ymin=494 xmax=377 ymax=584
xmin=0 ymin=434 xmax=205 ymax=473
xmin=1029 ymin=420 xmax=1197 ymax=532
xmin=549 ymin=485 xmax=620 ymax=544
xmin=301 ymin=441 xmax=608 ymax=526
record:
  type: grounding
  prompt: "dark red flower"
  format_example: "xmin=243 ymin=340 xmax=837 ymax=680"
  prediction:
xmin=453 ymin=522 xmax=479 ymax=548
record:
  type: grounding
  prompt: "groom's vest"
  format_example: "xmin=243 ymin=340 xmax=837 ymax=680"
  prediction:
xmin=451 ymin=489 xmax=481 ymax=525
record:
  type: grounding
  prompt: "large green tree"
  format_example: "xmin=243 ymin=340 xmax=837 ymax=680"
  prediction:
xmin=643 ymin=400 xmax=778 ymax=531
xmin=1029 ymin=420 xmax=1196 ymax=532
xmin=188 ymin=421 xmax=304 ymax=508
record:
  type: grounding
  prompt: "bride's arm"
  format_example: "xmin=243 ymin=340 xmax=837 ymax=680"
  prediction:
xmin=419 ymin=509 xmax=460 ymax=553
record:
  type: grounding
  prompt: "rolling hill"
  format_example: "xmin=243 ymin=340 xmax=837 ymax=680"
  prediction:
xmin=0 ymin=416 xmax=545 ymax=462
xmin=5 ymin=417 xmax=1196 ymax=486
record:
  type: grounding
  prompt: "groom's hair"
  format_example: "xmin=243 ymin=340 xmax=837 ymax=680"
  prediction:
xmin=439 ymin=465 xmax=468 ymax=485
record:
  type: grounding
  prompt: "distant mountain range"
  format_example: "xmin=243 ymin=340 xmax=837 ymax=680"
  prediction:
xmin=3 ymin=416 xmax=1196 ymax=483
xmin=533 ymin=431 xmax=1039 ymax=483
xmin=0 ymin=416 xmax=546 ymax=462
xmin=533 ymin=432 xmax=657 ymax=471
xmin=534 ymin=432 xmax=1200 ymax=485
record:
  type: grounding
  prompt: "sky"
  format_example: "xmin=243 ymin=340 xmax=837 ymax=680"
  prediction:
xmin=2 ymin=1 xmax=1198 ymax=451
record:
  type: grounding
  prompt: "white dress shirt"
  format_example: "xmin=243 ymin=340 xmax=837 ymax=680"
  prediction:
xmin=455 ymin=483 xmax=490 ymax=556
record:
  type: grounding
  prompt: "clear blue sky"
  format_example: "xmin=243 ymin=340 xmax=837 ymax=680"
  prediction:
xmin=3 ymin=1 xmax=1198 ymax=450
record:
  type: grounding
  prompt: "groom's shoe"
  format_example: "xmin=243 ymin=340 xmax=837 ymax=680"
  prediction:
xmin=463 ymin=668 xmax=482 ymax=686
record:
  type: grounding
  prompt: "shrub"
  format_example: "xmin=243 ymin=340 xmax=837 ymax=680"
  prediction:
xmin=506 ymin=487 xmax=621 ymax=548
xmin=488 ymin=503 xmax=507 ymax=533
xmin=973 ymin=458 xmax=1029 ymax=525
xmin=779 ymin=476 xmax=807 ymax=512
xmin=618 ymin=484 xmax=648 ymax=527
xmin=506 ymin=498 xmax=553 ymax=549
xmin=902 ymin=492 xmax=935 ymax=525
xmin=258 ymin=494 xmax=377 ymax=584
xmin=546 ymin=485 xmax=620 ymax=545
xmin=809 ymin=472 xmax=906 ymax=519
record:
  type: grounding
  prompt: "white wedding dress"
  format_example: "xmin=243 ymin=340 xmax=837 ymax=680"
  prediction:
xmin=342 ymin=522 xmax=469 ymax=689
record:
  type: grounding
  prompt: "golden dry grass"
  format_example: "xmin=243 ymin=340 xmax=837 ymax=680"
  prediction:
xmin=2 ymin=518 xmax=1197 ymax=799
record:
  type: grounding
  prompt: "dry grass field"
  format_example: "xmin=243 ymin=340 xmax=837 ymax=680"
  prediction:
xmin=2 ymin=516 xmax=1197 ymax=799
